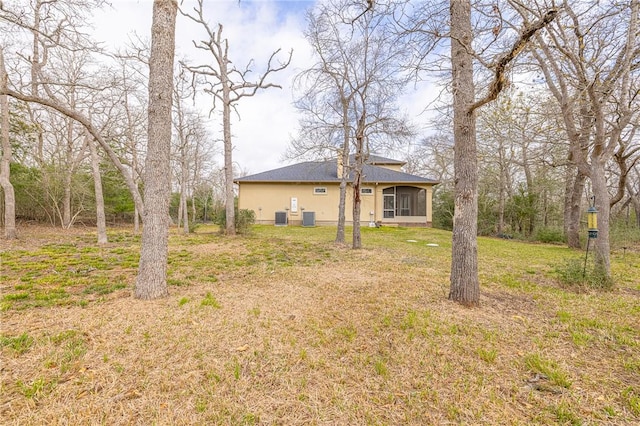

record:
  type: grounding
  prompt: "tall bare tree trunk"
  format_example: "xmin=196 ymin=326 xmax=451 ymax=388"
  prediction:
xmin=564 ymin=167 xmax=585 ymax=248
xmin=132 ymin=148 xmax=140 ymax=233
xmin=591 ymin=161 xmax=611 ymax=273
xmin=135 ymin=0 xmax=177 ymax=300
xmin=0 ymin=48 xmax=16 ymax=239
xmin=222 ymin=82 xmax=235 ymax=236
xmin=191 ymin=193 xmax=197 ymax=224
xmin=335 ymin=98 xmax=350 ymax=244
xmin=63 ymin=116 xmax=74 ymax=228
xmin=352 ymin=111 xmax=366 ymax=249
xmin=88 ymin=133 xmax=108 ymax=244
xmin=180 ymin=159 xmax=189 ymax=234
xmin=449 ymin=0 xmax=479 ymax=306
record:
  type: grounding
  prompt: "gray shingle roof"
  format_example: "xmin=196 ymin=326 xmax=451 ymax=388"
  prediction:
xmin=363 ymin=154 xmax=406 ymax=166
xmin=235 ymin=159 xmax=438 ymax=184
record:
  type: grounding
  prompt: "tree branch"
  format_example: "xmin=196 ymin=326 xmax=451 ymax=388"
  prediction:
xmin=1 ymin=88 xmax=145 ymax=216
xmin=469 ymin=8 xmax=558 ymax=112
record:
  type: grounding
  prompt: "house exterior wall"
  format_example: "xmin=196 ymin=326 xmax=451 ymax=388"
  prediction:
xmin=376 ymin=164 xmax=404 ymax=172
xmin=238 ymin=182 xmax=434 ymax=226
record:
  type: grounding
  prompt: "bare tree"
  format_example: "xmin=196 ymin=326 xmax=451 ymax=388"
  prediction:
xmin=172 ymin=66 xmax=213 ymax=233
xmin=134 ymin=0 xmax=177 ymax=300
xmin=112 ymin=51 xmax=149 ymax=232
xmin=514 ymin=0 xmax=639 ymax=277
xmin=626 ymin=168 xmax=640 ymax=228
xmin=293 ymin=0 xmax=413 ymax=248
xmin=1 ymin=0 xmax=107 ymax=236
xmin=86 ymin=130 xmax=107 ymax=243
xmin=181 ymin=0 xmax=292 ymax=235
xmin=448 ymin=2 xmax=557 ymax=305
xmin=0 ymin=46 xmax=16 ymax=239
xmin=476 ymin=90 xmax=567 ymax=236
xmin=611 ymin=127 xmax=640 ymax=217
xmin=0 ymin=0 xmax=145 ymax=223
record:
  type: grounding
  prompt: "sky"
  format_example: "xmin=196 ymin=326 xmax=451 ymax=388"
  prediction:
xmin=90 ymin=0 xmax=437 ymax=175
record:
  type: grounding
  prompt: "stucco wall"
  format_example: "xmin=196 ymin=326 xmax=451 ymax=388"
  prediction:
xmin=237 ymin=183 xmax=369 ymax=225
xmin=237 ymin=182 xmax=433 ymax=226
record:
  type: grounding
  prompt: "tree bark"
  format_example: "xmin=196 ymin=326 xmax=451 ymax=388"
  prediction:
xmin=448 ymin=0 xmax=479 ymax=306
xmin=591 ymin=161 xmax=611 ymax=273
xmin=335 ymin=97 xmax=351 ymax=245
xmin=62 ymin=114 xmax=74 ymax=228
xmin=352 ymin=110 xmax=366 ymax=249
xmin=88 ymin=133 xmax=108 ymax=244
xmin=222 ymin=78 xmax=235 ymax=235
xmin=180 ymin=160 xmax=189 ymax=234
xmin=135 ymin=0 xmax=177 ymax=300
xmin=564 ymin=167 xmax=585 ymax=249
xmin=0 ymin=48 xmax=16 ymax=239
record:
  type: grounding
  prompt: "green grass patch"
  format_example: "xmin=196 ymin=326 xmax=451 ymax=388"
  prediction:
xmin=1 ymin=333 xmax=34 ymax=354
xmin=16 ymin=377 xmax=56 ymax=399
xmin=622 ymin=387 xmax=640 ymax=416
xmin=2 ymin=292 xmax=30 ymax=301
xmin=524 ymin=353 xmax=572 ymax=388
xmin=201 ymin=292 xmax=221 ymax=308
xmin=374 ymin=358 xmax=388 ymax=378
xmin=477 ymin=347 xmax=497 ymax=363
xmin=549 ymin=403 xmax=582 ymax=425
xmin=83 ymin=280 xmax=127 ymax=295
xmin=335 ymin=325 xmax=357 ymax=342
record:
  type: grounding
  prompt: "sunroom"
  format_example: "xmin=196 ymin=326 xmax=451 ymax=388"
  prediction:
xmin=381 ymin=186 xmax=428 ymax=225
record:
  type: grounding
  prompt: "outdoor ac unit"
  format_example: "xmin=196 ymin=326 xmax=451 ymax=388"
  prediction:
xmin=275 ymin=211 xmax=288 ymax=226
xmin=302 ymin=211 xmax=316 ymax=227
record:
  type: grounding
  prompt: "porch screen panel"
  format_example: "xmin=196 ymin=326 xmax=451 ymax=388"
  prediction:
xmin=395 ymin=186 xmax=426 ymax=216
xmin=383 ymin=187 xmax=395 ymax=218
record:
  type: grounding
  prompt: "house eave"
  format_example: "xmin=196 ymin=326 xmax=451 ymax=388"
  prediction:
xmin=236 ymin=180 xmax=439 ymax=185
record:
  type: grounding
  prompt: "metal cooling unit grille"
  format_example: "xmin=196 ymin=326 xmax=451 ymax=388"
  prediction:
xmin=275 ymin=211 xmax=288 ymax=226
xmin=302 ymin=211 xmax=315 ymax=227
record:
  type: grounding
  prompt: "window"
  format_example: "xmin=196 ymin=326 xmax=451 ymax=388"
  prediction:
xmin=383 ymin=187 xmax=395 ymax=218
xmin=313 ymin=187 xmax=327 ymax=195
xmin=360 ymin=187 xmax=373 ymax=195
xmin=382 ymin=186 xmax=426 ymax=218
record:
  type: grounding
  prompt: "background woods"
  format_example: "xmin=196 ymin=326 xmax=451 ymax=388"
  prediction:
xmin=0 ymin=2 xmax=639 ymax=423
xmin=0 ymin=0 xmax=638 ymax=296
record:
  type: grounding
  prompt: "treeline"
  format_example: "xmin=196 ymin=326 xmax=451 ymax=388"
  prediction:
xmin=4 ymin=162 xmax=225 ymax=227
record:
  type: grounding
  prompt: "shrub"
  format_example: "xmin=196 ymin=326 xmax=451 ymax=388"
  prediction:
xmin=216 ymin=208 xmax=256 ymax=235
xmin=188 ymin=221 xmax=201 ymax=233
xmin=235 ymin=209 xmax=256 ymax=234
xmin=535 ymin=227 xmax=565 ymax=244
xmin=555 ymin=258 xmax=614 ymax=291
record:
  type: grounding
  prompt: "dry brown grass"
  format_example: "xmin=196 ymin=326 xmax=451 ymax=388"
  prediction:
xmin=1 ymin=224 xmax=639 ymax=425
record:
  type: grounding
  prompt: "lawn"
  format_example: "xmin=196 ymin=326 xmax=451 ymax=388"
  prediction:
xmin=1 ymin=224 xmax=639 ymax=425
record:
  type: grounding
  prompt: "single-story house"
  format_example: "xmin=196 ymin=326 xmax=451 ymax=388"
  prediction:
xmin=234 ymin=155 xmax=439 ymax=227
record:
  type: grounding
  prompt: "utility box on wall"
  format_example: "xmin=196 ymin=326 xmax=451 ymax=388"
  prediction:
xmin=275 ymin=211 xmax=288 ymax=226
xmin=302 ymin=211 xmax=316 ymax=227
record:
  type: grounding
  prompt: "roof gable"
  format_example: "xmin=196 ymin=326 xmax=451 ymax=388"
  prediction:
xmin=235 ymin=158 xmax=438 ymax=184
xmin=363 ymin=154 xmax=406 ymax=166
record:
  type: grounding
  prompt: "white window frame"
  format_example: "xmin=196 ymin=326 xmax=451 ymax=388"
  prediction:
xmin=313 ymin=187 xmax=327 ymax=195
xmin=360 ymin=187 xmax=374 ymax=195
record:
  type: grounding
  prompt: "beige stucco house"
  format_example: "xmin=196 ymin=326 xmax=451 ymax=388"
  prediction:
xmin=235 ymin=155 xmax=438 ymax=227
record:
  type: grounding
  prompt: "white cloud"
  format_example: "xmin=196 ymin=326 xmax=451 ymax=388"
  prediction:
xmin=91 ymin=0 xmax=440 ymax=175
xmin=92 ymin=0 xmax=315 ymax=174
